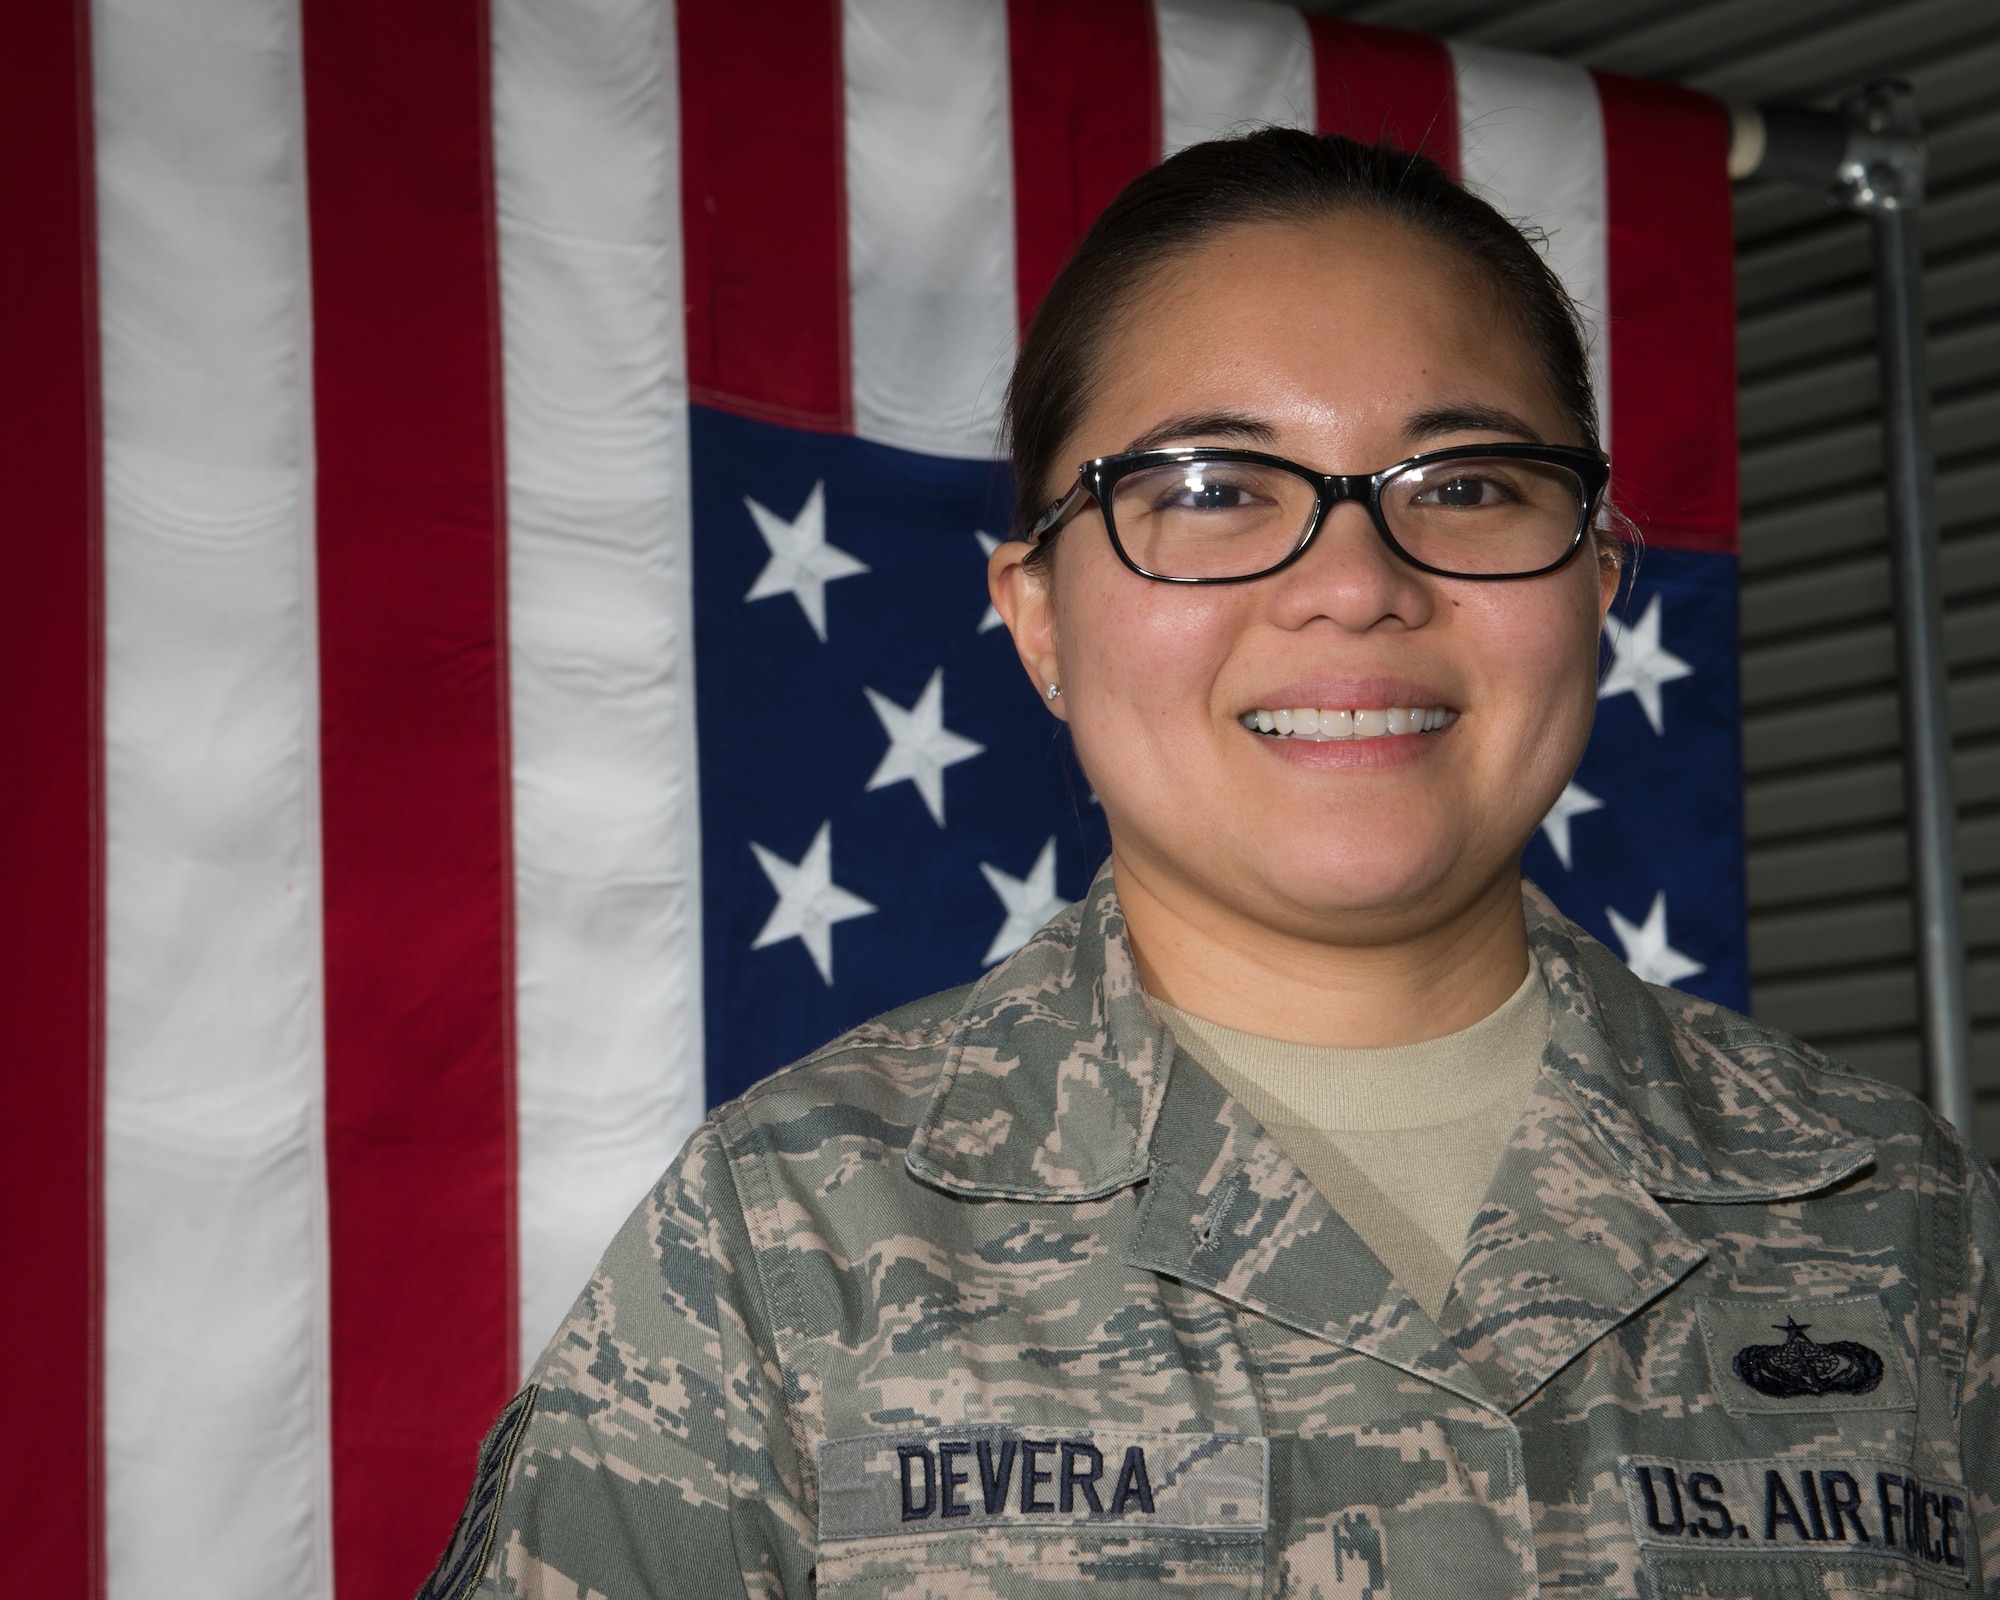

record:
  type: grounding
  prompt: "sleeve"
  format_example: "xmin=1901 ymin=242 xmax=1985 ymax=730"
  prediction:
xmin=1955 ymin=1140 xmax=2000 ymax=1598
xmin=414 ymin=1120 xmax=816 ymax=1600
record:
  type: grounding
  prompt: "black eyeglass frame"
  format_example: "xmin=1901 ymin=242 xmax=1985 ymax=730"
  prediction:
xmin=1027 ymin=442 xmax=1613 ymax=584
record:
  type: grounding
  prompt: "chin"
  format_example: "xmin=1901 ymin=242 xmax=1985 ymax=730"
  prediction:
xmin=1227 ymin=832 xmax=1474 ymax=929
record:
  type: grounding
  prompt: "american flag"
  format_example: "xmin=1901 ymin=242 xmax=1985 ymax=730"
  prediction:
xmin=1 ymin=0 xmax=1739 ymax=1594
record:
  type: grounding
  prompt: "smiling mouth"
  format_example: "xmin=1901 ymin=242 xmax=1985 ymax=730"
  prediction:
xmin=1240 ymin=704 xmax=1453 ymax=740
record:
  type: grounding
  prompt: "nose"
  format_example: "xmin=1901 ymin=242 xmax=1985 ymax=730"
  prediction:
xmin=1267 ymin=499 xmax=1435 ymax=633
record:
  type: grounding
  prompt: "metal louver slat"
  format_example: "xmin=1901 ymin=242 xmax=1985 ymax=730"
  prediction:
xmin=1736 ymin=175 xmax=1999 ymax=306
xmin=1743 ymin=459 xmax=2000 ymax=571
xmin=1739 ymin=319 xmax=2000 ymax=438
xmin=1322 ymin=0 xmax=2000 ymax=1151
xmin=1739 ymin=254 xmax=2000 ymax=373
xmin=1747 ymin=744 xmax=2000 ymax=840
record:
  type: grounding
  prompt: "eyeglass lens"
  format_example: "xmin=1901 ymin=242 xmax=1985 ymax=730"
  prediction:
xmin=1106 ymin=455 xmax=1588 ymax=579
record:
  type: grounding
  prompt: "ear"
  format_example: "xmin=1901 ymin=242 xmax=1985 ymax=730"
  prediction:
xmin=988 ymin=539 xmax=1067 ymax=720
xmin=1595 ymin=528 xmax=1623 ymax=627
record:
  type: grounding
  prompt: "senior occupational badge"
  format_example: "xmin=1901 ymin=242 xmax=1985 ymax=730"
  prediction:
xmin=1732 ymin=1317 xmax=1884 ymax=1400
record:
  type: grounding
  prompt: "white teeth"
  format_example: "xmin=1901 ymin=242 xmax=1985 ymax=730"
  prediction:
xmin=1242 ymin=704 xmax=1451 ymax=740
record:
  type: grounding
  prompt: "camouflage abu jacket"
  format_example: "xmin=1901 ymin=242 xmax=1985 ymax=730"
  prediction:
xmin=424 ymin=869 xmax=2000 ymax=1599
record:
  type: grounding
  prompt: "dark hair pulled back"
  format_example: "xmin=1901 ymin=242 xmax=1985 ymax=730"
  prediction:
xmin=1005 ymin=127 xmax=1601 ymax=542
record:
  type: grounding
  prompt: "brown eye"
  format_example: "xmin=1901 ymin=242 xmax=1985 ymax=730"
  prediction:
xmin=1381 ymin=455 xmax=1588 ymax=575
xmin=1154 ymin=472 xmax=1271 ymax=514
xmin=1415 ymin=474 xmax=1507 ymax=508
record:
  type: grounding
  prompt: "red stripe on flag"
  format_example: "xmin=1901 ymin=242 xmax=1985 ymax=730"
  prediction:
xmin=0 ymin=0 xmax=104 ymax=1591
xmin=1596 ymin=72 xmax=1737 ymax=553
xmin=1007 ymin=0 xmax=1160 ymax=334
xmin=1307 ymin=15 xmax=1458 ymax=177
xmin=301 ymin=0 xmax=517 ymax=1590
xmin=681 ymin=0 xmax=849 ymax=431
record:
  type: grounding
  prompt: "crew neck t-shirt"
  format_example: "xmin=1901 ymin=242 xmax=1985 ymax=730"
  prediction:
xmin=1155 ymin=962 xmax=1553 ymax=1320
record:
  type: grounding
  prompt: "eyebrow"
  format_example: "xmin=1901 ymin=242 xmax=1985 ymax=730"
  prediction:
xmin=1120 ymin=403 xmax=1548 ymax=457
xmin=1403 ymin=404 xmax=1546 ymax=445
xmin=1123 ymin=412 xmax=1280 ymax=452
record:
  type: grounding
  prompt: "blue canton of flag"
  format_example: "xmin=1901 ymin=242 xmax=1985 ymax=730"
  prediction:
xmin=694 ymin=406 xmax=1111 ymax=1106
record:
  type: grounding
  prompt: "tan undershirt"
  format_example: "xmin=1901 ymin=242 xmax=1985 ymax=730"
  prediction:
xmin=1156 ymin=962 xmax=1553 ymax=1321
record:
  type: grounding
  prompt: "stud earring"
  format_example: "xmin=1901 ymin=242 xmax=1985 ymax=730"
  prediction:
xmin=1045 ymin=683 xmax=1062 ymax=701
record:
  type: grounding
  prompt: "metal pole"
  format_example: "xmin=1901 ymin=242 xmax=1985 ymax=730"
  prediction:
xmin=1735 ymin=86 xmax=1972 ymax=1135
xmin=1835 ymin=85 xmax=1974 ymax=1137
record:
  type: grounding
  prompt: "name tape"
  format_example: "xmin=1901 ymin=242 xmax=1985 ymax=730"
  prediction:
xmin=1621 ymin=1456 xmax=1968 ymax=1583
xmin=818 ymin=1429 xmax=1269 ymax=1543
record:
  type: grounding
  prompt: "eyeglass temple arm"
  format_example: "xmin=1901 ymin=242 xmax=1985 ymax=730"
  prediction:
xmin=1028 ymin=477 xmax=1093 ymax=544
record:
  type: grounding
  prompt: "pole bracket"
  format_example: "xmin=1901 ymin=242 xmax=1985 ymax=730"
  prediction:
xmin=1727 ymin=81 xmax=1926 ymax=214
xmin=1833 ymin=82 xmax=1926 ymax=216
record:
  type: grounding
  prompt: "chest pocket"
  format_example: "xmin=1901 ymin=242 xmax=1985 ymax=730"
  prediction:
xmin=814 ymin=1428 xmax=1267 ymax=1597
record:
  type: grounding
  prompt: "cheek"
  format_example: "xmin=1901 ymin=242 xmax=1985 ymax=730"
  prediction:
xmin=1057 ymin=555 xmax=1241 ymax=716
xmin=1457 ymin=572 xmax=1603 ymax=729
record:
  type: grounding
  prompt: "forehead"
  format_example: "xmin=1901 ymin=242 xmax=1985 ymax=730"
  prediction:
xmin=1084 ymin=214 xmax=1557 ymax=443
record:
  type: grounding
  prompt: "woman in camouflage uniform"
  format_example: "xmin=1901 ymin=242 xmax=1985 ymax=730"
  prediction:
xmin=423 ymin=130 xmax=2000 ymax=1600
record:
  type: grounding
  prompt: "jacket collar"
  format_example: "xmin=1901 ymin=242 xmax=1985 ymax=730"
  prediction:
xmin=904 ymin=862 xmax=1168 ymax=1200
xmin=1519 ymin=882 xmax=1873 ymax=1202
xmin=906 ymin=867 xmax=1872 ymax=1205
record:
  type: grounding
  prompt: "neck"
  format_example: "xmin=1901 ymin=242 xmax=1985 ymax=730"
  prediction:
xmin=1111 ymin=849 xmax=1530 ymax=1048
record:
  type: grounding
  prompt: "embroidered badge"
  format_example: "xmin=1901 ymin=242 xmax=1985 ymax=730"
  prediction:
xmin=1732 ymin=1316 xmax=1884 ymax=1399
xmin=1697 ymin=1295 xmax=1911 ymax=1415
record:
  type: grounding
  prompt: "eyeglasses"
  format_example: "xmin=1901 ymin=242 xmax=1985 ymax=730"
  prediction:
xmin=1028 ymin=443 xmax=1611 ymax=583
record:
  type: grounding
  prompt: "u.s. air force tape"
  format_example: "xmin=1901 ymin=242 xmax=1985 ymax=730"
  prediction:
xmin=817 ymin=1429 xmax=1269 ymax=1542
xmin=1620 ymin=1456 xmax=1968 ymax=1584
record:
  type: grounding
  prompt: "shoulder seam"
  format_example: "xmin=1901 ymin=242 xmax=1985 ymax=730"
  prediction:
xmin=1692 ymin=1014 xmax=1912 ymax=1100
xmin=727 ymin=1018 xmax=961 ymax=1117
xmin=713 ymin=1099 xmax=824 ymax=1512
xmin=697 ymin=1119 xmax=773 ymax=1598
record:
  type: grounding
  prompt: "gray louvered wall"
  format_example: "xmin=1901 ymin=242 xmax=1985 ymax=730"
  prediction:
xmin=1309 ymin=0 xmax=2000 ymax=1152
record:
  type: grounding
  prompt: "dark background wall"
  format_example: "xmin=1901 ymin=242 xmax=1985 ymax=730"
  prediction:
xmin=1311 ymin=0 xmax=2000 ymax=1153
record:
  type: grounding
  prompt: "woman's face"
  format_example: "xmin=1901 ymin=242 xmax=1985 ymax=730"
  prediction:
xmin=996 ymin=214 xmax=1618 ymax=947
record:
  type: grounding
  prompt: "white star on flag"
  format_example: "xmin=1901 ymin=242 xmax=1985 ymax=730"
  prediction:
xmin=979 ymin=836 xmax=1067 ymax=965
xmin=863 ymin=667 xmax=985 ymax=827
xmin=1605 ymin=890 xmax=1705 ymax=989
xmin=1539 ymin=780 xmax=1604 ymax=870
xmin=749 ymin=820 xmax=875 ymax=985
xmin=974 ymin=532 xmax=1003 ymax=632
xmin=1599 ymin=594 xmax=1693 ymax=735
xmin=744 ymin=480 xmax=869 ymax=642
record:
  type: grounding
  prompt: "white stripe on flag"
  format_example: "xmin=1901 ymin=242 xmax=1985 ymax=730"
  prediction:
xmin=94 ymin=0 xmax=333 ymax=1593
xmin=1155 ymin=0 xmax=1315 ymax=157
xmin=1449 ymin=44 xmax=1612 ymax=447
xmin=493 ymin=0 xmax=707 ymax=1363
xmin=844 ymin=0 xmax=1017 ymax=459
